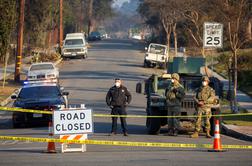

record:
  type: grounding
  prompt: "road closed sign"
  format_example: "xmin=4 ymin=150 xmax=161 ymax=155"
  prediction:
xmin=53 ymin=109 xmax=93 ymax=135
xmin=203 ymin=22 xmax=223 ymax=48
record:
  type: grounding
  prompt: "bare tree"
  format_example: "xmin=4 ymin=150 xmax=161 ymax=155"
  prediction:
xmin=214 ymin=0 xmax=252 ymax=112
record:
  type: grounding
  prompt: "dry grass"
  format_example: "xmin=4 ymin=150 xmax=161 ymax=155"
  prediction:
xmin=0 ymin=74 xmax=24 ymax=103
xmin=222 ymin=109 xmax=252 ymax=126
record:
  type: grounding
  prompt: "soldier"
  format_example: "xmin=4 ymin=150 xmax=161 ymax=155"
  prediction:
xmin=165 ymin=73 xmax=185 ymax=136
xmin=190 ymin=76 xmax=216 ymax=138
xmin=106 ymin=78 xmax=132 ymax=136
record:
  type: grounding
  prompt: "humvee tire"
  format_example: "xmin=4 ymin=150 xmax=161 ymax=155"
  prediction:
xmin=146 ymin=107 xmax=161 ymax=135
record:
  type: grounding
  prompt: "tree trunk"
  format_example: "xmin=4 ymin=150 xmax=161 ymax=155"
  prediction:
xmin=246 ymin=18 xmax=252 ymax=40
xmin=87 ymin=0 xmax=93 ymax=35
xmin=166 ymin=33 xmax=170 ymax=51
xmin=233 ymin=49 xmax=238 ymax=113
xmin=172 ymin=23 xmax=177 ymax=56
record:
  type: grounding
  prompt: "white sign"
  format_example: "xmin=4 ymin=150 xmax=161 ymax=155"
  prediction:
xmin=203 ymin=22 xmax=223 ymax=48
xmin=53 ymin=109 xmax=93 ymax=135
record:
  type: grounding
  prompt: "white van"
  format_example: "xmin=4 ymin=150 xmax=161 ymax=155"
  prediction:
xmin=62 ymin=33 xmax=88 ymax=59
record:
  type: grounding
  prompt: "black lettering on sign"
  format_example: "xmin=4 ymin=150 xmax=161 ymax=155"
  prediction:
xmin=68 ymin=124 xmax=73 ymax=130
xmin=80 ymin=112 xmax=85 ymax=119
xmin=85 ymin=123 xmax=91 ymax=130
xmin=56 ymin=124 xmax=60 ymax=131
xmin=73 ymin=113 xmax=79 ymax=120
xmin=66 ymin=113 xmax=72 ymax=120
xmin=62 ymin=124 xmax=67 ymax=131
xmin=60 ymin=113 xmax=65 ymax=120
xmin=80 ymin=123 xmax=85 ymax=130
xmin=74 ymin=123 xmax=79 ymax=130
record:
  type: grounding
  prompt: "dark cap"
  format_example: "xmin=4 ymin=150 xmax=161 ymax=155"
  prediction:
xmin=115 ymin=78 xmax=121 ymax=81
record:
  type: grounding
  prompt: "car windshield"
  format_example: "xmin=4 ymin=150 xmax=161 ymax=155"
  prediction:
xmin=30 ymin=64 xmax=54 ymax=71
xmin=18 ymin=86 xmax=61 ymax=99
xmin=149 ymin=45 xmax=166 ymax=55
xmin=158 ymin=79 xmax=171 ymax=89
xmin=65 ymin=39 xmax=83 ymax=45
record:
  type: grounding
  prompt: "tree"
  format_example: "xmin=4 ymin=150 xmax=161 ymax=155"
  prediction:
xmin=0 ymin=0 xmax=16 ymax=63
xmin=213 ymin=0 xmax=252 ymax=112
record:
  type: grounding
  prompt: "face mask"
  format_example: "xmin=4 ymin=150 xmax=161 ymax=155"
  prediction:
xmin=171 ymin=79 xmax=175 ymax=83
xmin=202 ymin=81 xmax=208 ymax=86
xmin=115 ymin=82 xmax=121 ymax=87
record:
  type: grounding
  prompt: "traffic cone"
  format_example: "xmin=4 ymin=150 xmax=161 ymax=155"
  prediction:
xmin=45 ymin=121 xmax=57 ymax=153
xmin=208 ymin=119 xmax=226 ymax=152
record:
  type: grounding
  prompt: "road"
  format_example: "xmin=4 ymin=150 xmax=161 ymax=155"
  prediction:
xmin=0 ymin=39 xmax=251 ymax=166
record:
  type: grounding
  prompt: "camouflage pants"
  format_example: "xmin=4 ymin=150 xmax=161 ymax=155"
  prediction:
xmin=167 ymin=106 xmax=181 ymax=130
xmin=195 ymin=107 xmax=212 ymax=132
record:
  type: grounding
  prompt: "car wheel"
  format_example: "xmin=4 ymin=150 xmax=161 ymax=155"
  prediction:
xmin=146 ymin=108 xmax=161 ymax=135
xmin=144 ymin=61 xmax=148 ymax=68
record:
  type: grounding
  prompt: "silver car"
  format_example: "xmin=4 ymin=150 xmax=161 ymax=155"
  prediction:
xmin=27 ymin=62 xmax=59 ymax=82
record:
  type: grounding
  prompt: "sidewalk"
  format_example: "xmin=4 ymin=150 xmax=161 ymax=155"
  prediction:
xmin=208 ymin=68 xmax=252 ymax=142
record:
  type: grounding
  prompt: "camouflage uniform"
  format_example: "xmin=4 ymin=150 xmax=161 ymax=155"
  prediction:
xmin=165 ymin=73 xmax=185 ymax=135
xmin=191 ymin=76 xmax=215 ymax=138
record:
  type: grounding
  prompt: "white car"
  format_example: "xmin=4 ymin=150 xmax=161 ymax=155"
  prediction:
xmin=27 ymin=62 xmax=59 ymax=81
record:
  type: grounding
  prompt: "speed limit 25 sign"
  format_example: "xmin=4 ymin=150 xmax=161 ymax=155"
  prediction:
xmin=203 ymin=22 xmax=223 ymax=48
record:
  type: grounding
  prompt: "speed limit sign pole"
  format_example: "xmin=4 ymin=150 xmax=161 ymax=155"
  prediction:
xmin=203 ymin=22 xmax=223 ymax=75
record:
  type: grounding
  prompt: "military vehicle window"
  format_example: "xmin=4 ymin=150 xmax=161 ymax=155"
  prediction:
xmin=149 ymin=45 xmax=166 ymax=55
xmin=158 ymin=79 xmax=171 ymax=89
xmin=65 ymin=39 xmax=83 ymax=45
xmin=184 ymin=80 xmax=201 ymax=93
xmin=19 ymin=86 xmax=61 ymax=99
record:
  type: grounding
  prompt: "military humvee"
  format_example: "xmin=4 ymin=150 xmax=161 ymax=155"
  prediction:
xmin=144 ymin=43 xmax=168 ymax=69
xmin=136 ymin=56 xmax=223 ymax=135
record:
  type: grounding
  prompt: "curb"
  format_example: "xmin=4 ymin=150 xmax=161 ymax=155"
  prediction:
xmin=0 ymin=92 xmax=15 ymax=107
xmin=0 ymin=58 xmax=63 ymax=107
xmin=222 ymin=123 xmax=252 ymax=142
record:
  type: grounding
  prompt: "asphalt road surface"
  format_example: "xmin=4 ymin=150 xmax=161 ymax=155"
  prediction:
xmin=0 ymin=39 xmax=252 ymax=166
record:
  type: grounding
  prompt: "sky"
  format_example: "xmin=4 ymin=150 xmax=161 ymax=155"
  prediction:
xmin=113 ymin=0 xmax=130 ymax=7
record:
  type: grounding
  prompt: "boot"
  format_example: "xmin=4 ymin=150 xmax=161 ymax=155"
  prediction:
xmin=206 ymin=130 xmax=212 ymax=138
xmin=173 ymin=128 xmax=178 ymax=136
xmin=168 ymin=128 xmax=173 ymax=136
xmin=190 ymin=131 xmax=199 ymax=138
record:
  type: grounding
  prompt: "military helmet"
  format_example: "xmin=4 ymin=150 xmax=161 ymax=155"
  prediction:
xmin=202 ymin=76 xmax=210 ymax=82
xmin=171 ymin=73 xmax=180 ymax=81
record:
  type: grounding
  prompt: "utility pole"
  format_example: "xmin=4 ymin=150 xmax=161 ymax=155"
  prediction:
xmin=15 ymin=0 xmax=25 ymax=82
xmin=87 ymin=0 xmax=93 ymax=35
xmin=59 ymin=0 xmax=63 ymax=49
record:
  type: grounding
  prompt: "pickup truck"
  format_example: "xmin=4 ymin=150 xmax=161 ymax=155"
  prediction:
xmin=62 ymin=33 xmax=88 ymax=59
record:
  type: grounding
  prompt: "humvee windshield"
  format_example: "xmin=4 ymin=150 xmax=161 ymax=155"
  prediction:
xmin=149 ymin=45 xmax=166 ymax=55
xmin=181 ymin=78 xmax=201 ymax=93
xmin=158 ymin=78 xmax=171 ymax=89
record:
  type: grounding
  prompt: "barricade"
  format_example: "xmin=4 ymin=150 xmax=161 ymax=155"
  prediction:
xmin=60 ymin=134 xmax=87 ymax=153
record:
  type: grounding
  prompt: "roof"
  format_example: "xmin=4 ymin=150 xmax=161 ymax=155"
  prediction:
xmin=30 ymin=62 xmax=54 ymax=66
xmin=23 ymin=83 xmax=58 ymax=89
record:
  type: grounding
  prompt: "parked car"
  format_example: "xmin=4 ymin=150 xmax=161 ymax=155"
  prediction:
xmin=11 ymin=82 xmax=69 ymax=128
xmin=27 ymin=62 xmax=59 ymax=82
xmin=88 ymin=31 xmax=102 ymax=41
xmin=62 ymin=33 xmax=88 ymax=59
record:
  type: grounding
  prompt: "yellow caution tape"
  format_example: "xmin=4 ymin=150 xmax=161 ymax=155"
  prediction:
xmin=1 ymin=106 xmax=252 ymax=118
xmin=0 ymin=106 xmax=52 ymax=114
xmin=93 ymin=113 xmax=252 ymax=118
xmin=0 ymin=135 xmax=251 ymax=149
